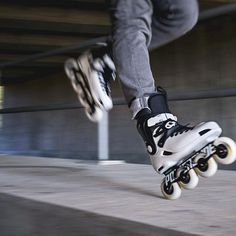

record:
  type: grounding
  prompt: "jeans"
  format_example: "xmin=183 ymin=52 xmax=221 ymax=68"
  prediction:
xmin=109 ymin=0 xmax=199 ymax=105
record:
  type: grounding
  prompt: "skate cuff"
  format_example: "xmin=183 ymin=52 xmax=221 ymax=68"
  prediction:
xmin=130 ymin=96 xmax=150 ymax=119
xmin=130 ymin=96 xmax=177 ymax=122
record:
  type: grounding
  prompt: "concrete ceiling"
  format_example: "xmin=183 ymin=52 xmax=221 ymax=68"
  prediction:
xmin=0 ymin=0 xmax=235 ymax=85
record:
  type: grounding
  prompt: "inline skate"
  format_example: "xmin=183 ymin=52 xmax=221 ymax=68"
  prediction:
xmin=135 ymin=92 xmax=236 ymax=200
xmin=64 ymin=43 xmax=116 ymax=122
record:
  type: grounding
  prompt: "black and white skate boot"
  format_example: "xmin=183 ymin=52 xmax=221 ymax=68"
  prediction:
xmin=64 ymin=44 xmax=116 ymax=122
xmin=133 ymin=91 xmax=236 ymax=199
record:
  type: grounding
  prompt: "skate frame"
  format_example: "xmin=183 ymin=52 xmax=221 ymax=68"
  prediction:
xmin=163 ymin=142 xmax=216 ymax=186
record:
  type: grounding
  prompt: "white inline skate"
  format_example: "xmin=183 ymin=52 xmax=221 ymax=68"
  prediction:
xmin=64 ymin=44 xmax=116 ymax=122
xmin=136 ymin=96 xmax=236 ymax=200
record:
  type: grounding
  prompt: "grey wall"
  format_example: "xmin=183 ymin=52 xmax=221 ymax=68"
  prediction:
xmin=0 ymin=77 xmax=98 ymax=159
xmin=0 ymin=14 xmax=236 ymax=170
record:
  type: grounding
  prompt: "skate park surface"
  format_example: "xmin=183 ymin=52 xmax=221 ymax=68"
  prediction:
xmin=0 ymin=155 xmax=236 ymax=236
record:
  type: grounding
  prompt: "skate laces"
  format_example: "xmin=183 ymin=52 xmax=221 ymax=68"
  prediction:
xmin=153 ymin=119 xmax=193 ymax=147
xmin=169 ymin=123 xmax=193 ymax=137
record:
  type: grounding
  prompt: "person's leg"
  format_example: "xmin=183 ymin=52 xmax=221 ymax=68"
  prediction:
xmin=149 ymin=0 xmax=199 ymax=50
xmin=110 ymin=0 xmax=199 ymax=118
xmin=130 ymin=0 xmax=199 ymax=118
xmin=109 ymin=0 xmax=155 ymax=105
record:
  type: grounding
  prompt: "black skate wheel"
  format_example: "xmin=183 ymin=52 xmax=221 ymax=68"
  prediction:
xmin=163 ymin=183 xmax=174 ymax=195
xmin=213 ymin=137 xmax=236 ymax=165
xmin=64 ymin=58 xmax=78 ymax=81
xmin=178 ymin=169 xmax=199 ymax=190
xmin=197 ymin=158 xmax=208 ymax=172
xmin=195 ymin=157 xmax=218 ymax=178
xmin=161 ymin=182 xmax=181 ymax=200
xmin=85 ymin=106 xmax=103 ymax=122
xmin=179 ymin=171 xmax=191 ymax=184
xmin=215 ymin=144 xmax=228 ymax=159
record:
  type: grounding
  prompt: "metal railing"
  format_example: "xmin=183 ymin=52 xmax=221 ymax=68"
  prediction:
xmin=0 ymin=36 xmax=108 ymax=69
xmin=0 ymin=88 xmax=236 ymax=115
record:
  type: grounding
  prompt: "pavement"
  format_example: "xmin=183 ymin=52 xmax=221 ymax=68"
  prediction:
xmin=0 ymin=155 xmax=236 ymax=236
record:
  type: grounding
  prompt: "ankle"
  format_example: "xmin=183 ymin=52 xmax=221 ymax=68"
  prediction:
xmin=130 ymin=88 xmax=171 ymax=120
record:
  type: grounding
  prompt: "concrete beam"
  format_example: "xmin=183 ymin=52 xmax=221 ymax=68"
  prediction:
xmin=0 ymin=4 xmax=110 ymax=26
xmin=199 ymin=3 xmax=236 ymax=20
xmin=201 ymin=0 xmax=236 ymax=3
xmin=0 ymin=33 xmax=88 ymax=48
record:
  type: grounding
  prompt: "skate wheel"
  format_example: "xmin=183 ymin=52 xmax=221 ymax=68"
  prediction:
xmin=64 ymin=58 xmax=80 ymax=91
xmin=78 ymin=93 xmax=89 ymax=108
xmin=195 ymin=157 xmax=218 ymax=178
xmin=161 ymin=182 xmax=181 ymax=200
xmin=101 ymin=98 xmax=113 ymax=111
xmin=85 ymin=106 xmax=103 ymax=123
xmin=64 ymin=58 xmax=77 ymax=79
xmin=178 ymin=169 xmax=199 ymax=190
xmin=213 ymin=137 xmax=236 ymax=165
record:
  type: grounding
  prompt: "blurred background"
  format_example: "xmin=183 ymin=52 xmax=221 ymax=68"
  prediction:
xmin=0 ymin=0 xmax=236 ymax=169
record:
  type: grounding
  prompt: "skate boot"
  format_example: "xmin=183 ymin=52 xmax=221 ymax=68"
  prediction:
xmin=134 ymin=91 xmax=236 ymax=200
xmin=64 ymin=43 xmax=116 ymax=122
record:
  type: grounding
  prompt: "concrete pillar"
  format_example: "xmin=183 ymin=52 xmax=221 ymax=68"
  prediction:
xmin=98 ymin=111 xmax=109 ymax=161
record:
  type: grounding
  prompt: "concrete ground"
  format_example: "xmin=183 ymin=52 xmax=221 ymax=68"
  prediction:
xmin=0 ymin=155 xmax=236 ymax=236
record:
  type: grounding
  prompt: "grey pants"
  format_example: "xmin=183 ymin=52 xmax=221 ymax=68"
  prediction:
xmin=109 ymin=0 xmax=199 ymax=106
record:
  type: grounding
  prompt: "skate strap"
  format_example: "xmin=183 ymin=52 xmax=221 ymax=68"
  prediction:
xmin=147 ymin=113 xmax=177 ymax=127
